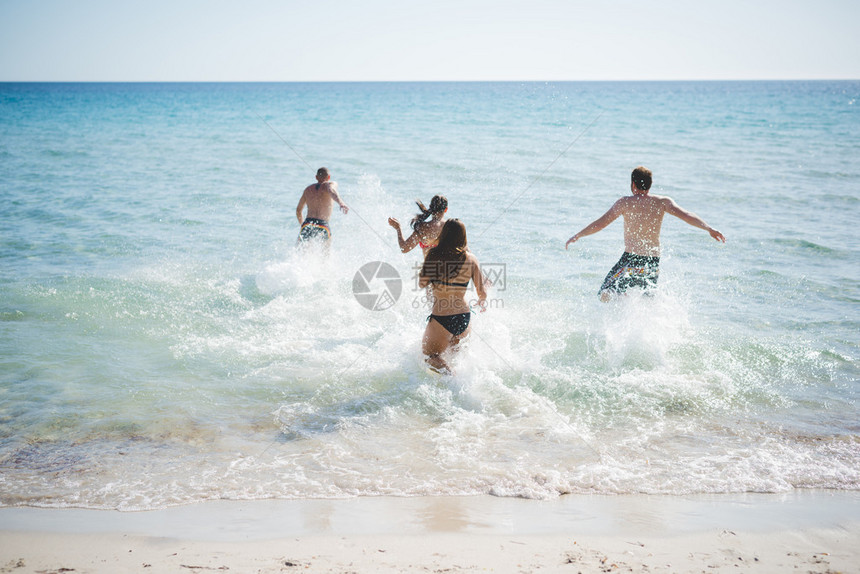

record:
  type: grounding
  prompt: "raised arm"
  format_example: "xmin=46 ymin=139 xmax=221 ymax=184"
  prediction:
xmin=388 ymin=218 xmax=421 ymax=253
xmin=664 ymin=198 xmax=725 ymax=242
xmin=565 ymin=201 xmax=622 ymax=249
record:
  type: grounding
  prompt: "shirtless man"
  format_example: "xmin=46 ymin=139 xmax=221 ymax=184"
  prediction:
xmin=566 ymin=166 xmax=725 ymax=301
xmin=295 ymin=167 xmax=349 ymax=246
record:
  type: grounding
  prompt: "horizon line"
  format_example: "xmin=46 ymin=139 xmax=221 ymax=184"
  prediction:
xmin=1 ymin=78 xmax=858 ymax=84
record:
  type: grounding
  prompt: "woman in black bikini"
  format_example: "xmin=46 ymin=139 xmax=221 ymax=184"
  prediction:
xmin=388 ymin=195 xmax=448 ymax=257
xmin=418 ymin=219 xmax=487 ymax=374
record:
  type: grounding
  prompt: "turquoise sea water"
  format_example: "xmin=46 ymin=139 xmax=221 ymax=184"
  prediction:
xmin=1 ymin=82 xmax=858 ymax=509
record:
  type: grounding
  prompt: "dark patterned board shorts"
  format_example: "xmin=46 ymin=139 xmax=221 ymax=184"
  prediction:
xmin=599 ymin=252 xmax=660 ymax=295
xmin=298 ymin=218 xmax=331 ymax=242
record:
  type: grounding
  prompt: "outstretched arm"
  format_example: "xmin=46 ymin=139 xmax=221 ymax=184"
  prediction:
xmin=664 ymin=198 xmax=725 ymax=242
xmin=565 ymin=202 xmax=622 ymax=249
xmin=388 ymin=218 xmax=420 ymax=253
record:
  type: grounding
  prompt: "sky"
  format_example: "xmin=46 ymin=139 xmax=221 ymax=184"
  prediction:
xmin=1 ymin=0 xmax=858 ymax=82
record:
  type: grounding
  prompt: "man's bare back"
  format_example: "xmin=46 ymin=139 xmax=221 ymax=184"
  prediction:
xmin=613 ymin=193 xmax=666 ymax=256
xmin=296 ymin=168 xmax=349 ymax=225
xmin=298 ymin=181 xmax=341 ymax=222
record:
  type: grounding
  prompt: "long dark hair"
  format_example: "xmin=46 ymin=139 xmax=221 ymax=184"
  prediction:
xmin=421 ymin=219 xmax=468 ymax=280
xmin=410 ymin=195 xmax=448 ymax=231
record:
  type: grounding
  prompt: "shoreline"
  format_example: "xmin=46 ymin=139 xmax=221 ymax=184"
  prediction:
xmin=1 ymin=491 xmax=858 ymax=572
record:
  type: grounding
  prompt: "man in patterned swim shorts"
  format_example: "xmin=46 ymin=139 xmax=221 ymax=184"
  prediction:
xmin=295 ymin=167 xmax=349 ymax=249
xmin=566 ymin=166 xmax=726 ymax=302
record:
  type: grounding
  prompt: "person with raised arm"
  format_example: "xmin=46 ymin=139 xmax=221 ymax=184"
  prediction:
xmin=388 ymin=195 xmax=448 ymax=258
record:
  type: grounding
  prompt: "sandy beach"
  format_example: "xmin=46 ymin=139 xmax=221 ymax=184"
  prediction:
xmin=1 ymin=491 xmax=858 ymax=573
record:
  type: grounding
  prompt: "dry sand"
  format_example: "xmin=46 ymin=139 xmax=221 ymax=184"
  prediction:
xmin=1 ymin=491 xmax=858 ymax=573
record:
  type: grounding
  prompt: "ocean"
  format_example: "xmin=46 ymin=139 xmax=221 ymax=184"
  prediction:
xmin=0 ymin=81 xmax=857 ymax=510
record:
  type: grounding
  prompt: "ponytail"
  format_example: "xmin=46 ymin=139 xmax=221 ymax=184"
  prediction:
xmin=410 ymin=195 xmax=448 ymax=231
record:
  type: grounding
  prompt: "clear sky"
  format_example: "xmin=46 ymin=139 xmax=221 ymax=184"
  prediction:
xmin=1 ymin=0 xmax=858 ymax=82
